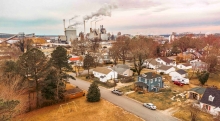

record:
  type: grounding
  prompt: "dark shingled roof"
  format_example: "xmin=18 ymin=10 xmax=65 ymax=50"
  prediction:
xmin=139 ymin=72 xmax=161 ymax=79
xmin=189 ymin=87 xmax=206 ymax=94
xmin=200 ymin=88 xmax=220 ymax=107
xmin=160 ymin=57 xmax=173 ymax=64
xmin=157 ymin=65 xmax=173 ymax=71
xmin=183 ymin=63 xmax=191 ymax=67
xmin=176 ymin=69 xmax=187 ymax=74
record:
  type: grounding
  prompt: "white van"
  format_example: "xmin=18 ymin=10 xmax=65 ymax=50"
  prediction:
xmin=171 ymin=76 xmax=189 ymax=84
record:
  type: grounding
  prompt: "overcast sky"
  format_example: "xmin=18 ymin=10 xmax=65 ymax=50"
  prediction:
xmin=1 ymin=0 xmax=220 ymax=35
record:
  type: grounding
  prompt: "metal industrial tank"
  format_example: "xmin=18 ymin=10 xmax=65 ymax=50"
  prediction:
xmin=65 ymin=26 xmax=77 ymax=45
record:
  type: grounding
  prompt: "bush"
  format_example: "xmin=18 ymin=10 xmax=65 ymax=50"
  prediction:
xmin=160 ymin=72 xmax=164 ymax=75
xmin=130 ymin=68 xmax=136 ymax=72
xmin=86 ymin=82 xmax=101 ymax=102
xmin=120 ymin=77 xmax=135 ymax=83
xmin=138 ymin=91 xmax=144 ymax=94
xmin=93 ymin=79 xmax=116 ymax=88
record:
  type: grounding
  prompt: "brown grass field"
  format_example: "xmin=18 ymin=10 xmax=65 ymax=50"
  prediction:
xmin=173 ymin=106 xmax=213 ymax=121
xmin=14 ymin=96 xmax=143 ymax=121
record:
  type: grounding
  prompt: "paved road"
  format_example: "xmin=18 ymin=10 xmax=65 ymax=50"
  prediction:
xmin=69 ymin=73 xmax=179 ymax=121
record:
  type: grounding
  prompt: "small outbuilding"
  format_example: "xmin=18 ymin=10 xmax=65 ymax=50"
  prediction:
xmin=187 ymin=87 xmax=206 ymax=100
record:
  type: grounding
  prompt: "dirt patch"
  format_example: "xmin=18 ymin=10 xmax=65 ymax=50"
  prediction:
xmin=14 ymin=96 xmax=143 ymax=121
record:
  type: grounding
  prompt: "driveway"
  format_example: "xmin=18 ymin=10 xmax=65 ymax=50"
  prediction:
xmin=68 ymin=73 xmax=179 ymax=121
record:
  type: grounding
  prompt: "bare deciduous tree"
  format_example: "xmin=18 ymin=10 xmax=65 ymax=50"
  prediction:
xmin=130 ymin=36 xmax=157 ymax=75
xmin=114 ymin=35 xmax=131 ymax=64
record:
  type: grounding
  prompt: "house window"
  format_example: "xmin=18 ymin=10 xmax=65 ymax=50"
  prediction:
xmin=151 ymin=80 xmax=153 ymax=83
xmin=145 ymin=79 xmax=147 ymax=83
xmin=139 ymin=77 xmax=141 ymax=81
xmin=205 ymin=105 xmax=210 ymax=111
xmin=158 ymin=78 xmax=160 ymax=82
xmin=151 ymin=85 xmax=154 ymax=90
xmin=208 ymin=95 xmax=215 ymax=102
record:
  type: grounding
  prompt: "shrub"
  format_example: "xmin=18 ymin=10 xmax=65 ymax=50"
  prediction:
xmin=120 ymin=77 xmax=135 ymax=83
xmin=86 ymin=82 xmax=101 ymax=102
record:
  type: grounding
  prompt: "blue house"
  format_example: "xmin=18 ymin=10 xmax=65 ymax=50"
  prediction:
xmin=135 ymin=72 xmax=164 ymax=92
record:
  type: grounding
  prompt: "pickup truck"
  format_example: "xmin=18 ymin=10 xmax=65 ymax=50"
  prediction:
xmin=111 ymin=89 xmax=123 ymax=96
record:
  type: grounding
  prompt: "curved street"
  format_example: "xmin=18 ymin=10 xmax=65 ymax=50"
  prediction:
xmin=68 ymin=73 xmax=179 ymax=121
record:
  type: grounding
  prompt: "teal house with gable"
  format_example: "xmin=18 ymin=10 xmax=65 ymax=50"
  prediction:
xmin=135 ymin=72 xmax=164 ymax=92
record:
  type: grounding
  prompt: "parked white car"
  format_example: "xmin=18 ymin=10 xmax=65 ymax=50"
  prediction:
xmin=143 ymin=103 xmax=157 ymax=110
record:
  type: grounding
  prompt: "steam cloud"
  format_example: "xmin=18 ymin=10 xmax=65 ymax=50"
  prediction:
xmin=68 ymin=22 xmax=82 ymax=27
xmin=70 ymin=15 xmax=79 ymax=20
xmin=83 ymin=3 xmax=117 ymax=21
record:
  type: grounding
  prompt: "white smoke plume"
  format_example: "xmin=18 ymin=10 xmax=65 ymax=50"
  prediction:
xmin=70 ymin=15 xmax=79 ymax=20
xmin=83 ymin=3 xmax=117 ymax=21
xmin=68 ymin=22 xmax=82 ymax=27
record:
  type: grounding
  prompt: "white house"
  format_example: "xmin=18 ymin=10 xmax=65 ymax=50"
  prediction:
xmin=156 ymin=65 xmax=175 ymax=74
xmin=145 ymin=58 xmax=161 ymax=69
xmin=93 ymin=67 xmax=118 ymax=82
xmin=111 ymin=64 xmax=133 ymax=76
xmin=199 ymin=88 xmax=220 ymax=116
xmin=190 ymin=59 xmax=201 ymax=64
xmin=177 ymin=63 xmax=192 ymax=70
xmin=169 ymin=69 xmax=187 ymax=78
xmin=156 ymin=57 xmax=176 ymax=66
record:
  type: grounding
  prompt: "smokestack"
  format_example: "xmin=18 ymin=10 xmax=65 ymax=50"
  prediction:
xmin=95 ymin=19 xmax=103 ymax=29
xmin=90 ymin=21 xmax=92 ymax=29
xmin=84 ymin=20 xmax=86 ymax=35
xmin=63 ymin=19 xmax=65 ymax=33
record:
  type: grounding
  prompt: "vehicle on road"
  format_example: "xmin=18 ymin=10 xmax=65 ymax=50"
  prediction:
xmin=173 ymin=81 xmax=184 ymax=86
xmin=143 ymin=103 xmax=157 ymax=110
xmin=112 ymin=89 xmax=123 ymax=96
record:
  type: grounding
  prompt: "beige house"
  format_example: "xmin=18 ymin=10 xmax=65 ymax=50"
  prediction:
xmin=93 ymin=67 xmax=118 ymax=82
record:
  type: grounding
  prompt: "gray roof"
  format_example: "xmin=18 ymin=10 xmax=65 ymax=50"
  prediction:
xmin=111 ymin=64 xmax=129 ymax=75
xmin=157 ymin=65 xmax=173 ymax=71
xmin=189 ymin=87 xmax=206 ymax=94
xmin=115 ymin=64 xmax=129 ymax=69
xmin=139 ymin=72 xmax=161 ymax=79
xmin=200 ymin=87 xmax=220 ymax=107
xmin=176 ymin=69 xmax=187 ymax=74
xmin=93 ymin=67 xmax=112 ymax=74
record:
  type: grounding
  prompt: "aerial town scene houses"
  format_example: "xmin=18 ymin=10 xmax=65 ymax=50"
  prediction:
xmin=1 ymin=0 xmax=220 ymax=121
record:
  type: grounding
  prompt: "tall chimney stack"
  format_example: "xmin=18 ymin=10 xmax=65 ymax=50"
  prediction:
xmin=63 ymin=19 xmax=65 ymax=34
xmin=84 ymin=20 xmax=86 ymax=35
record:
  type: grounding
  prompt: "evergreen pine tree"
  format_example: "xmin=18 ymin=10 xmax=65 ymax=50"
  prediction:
xmin=197 ymin=71 xmax=209 ymax=86
xmin=86 ymin=82 xmax=100 ymax=102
